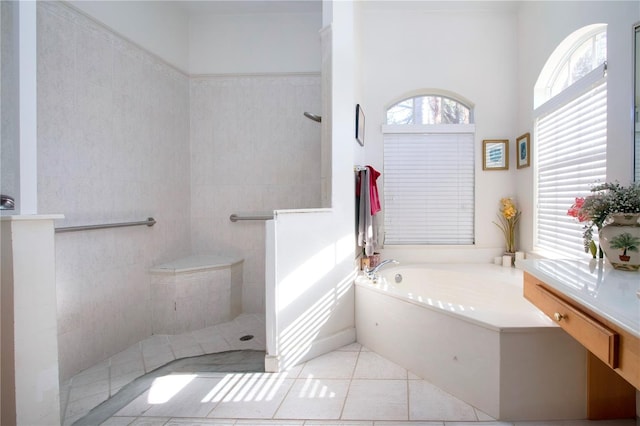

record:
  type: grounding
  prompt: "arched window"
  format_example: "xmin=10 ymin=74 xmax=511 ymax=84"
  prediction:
xmin=534 ymin=25 xmax=607 ymax=257
xmin=383 ymin=93 xmax=475 ymax=245
xmin=535 ymin=24 xmax=606 ymax=107
xmin=387 ymin=95 xmax=472 ymax=125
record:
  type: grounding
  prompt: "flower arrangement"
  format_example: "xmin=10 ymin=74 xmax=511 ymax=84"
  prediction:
xmin=567 ymin=181 xmax=640 ymax=257
xmin=493 ymin=198 xmax=521 ymax=253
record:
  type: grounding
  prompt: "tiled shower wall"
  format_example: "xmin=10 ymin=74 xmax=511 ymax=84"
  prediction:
xmin=37 ymin=2 xmax=191 ymax=381
xmin=190 ymin=75 xmax=322 ymax=313
xmin=37 ymin=2 xmax=321 ymax=381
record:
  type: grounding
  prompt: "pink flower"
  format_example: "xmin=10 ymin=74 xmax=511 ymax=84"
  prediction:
xmin=567 ymin=197 xmax=588 ymax=222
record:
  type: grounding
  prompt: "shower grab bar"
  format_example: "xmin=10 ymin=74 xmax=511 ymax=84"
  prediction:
xmin=55 ymin=217 xmax=156 ymax=233
xmin=230 ymin=213 xmax=273 ymax=222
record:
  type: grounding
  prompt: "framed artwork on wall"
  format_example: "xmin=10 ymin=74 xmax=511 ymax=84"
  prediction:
xmin=482 ymin=139 xmax=509 ymax=170
xmin=356 ymin=104 xmax=365 ymax=146
xmin=516 ymin=132 xmax=531 ymax=169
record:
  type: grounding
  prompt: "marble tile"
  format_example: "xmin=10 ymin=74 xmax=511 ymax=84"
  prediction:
xmin=63 ymin=391 xmax=110 ymax=426
xmin=342 ymin=379 xmax=408 ymax=421
xmin=128 ymin=417 xmax=171 ymax=426
xmin=408 ymin=380 xmax=477 ymax=421
xmin=198 ymin=332 xmax=234 ymax=354
xmin=100 ymin=417 xmax=137 ymax=425
xmin=353 ymin=352 xmax=407 ymax=380
xmin=165 ymin=420 xmax=235 ymax=425
xmin=207 ymin=377 xmax=294 ymax=419
xmin=376 ymin=423 xmax=442 ymax=426
xmin=68 ymin=377 xmax=110 ymax=402
xmin=144 ymin=352 xmax=177 ymax=373
xmin=336 ymin=342 xmax=362 ymax=352
xmin=235 ymin=421 xmax=304 ymax=426
xmin=513 ymin=421 xmax=636 ymax=426
xmin=306 ymin=422 xmax=373 ymax=426
xmin=274 ymin=378 xmax=350 ymax=419
xmin=445 ymin=423 xmax=512 ymax=426
xmin=298 ymin=351 xmax=358 ymax=379
xmin=473 ymin=408 xmax=496 ymax=421
xmin=72 ymin=360 xmax=110 ymax=386
xmin=169 ymin=333 xmax=206 ymax=359
xmin=142 ymin=376 xmax=223 ymax=417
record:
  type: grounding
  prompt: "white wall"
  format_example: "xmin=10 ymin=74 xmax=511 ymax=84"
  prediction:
xmin=516 ymin=1 xmax=640 ymax=253
xmin=67 ymin=0 xmax=190 ymax=72
xmin=1 ymin=1 xmax=20 ymax=215
xmin=266 ymin=0 xmax=358 ymax=370
xmin=37 ymin=1 xmax=192 ymax=380
xmin=190 ymin=74 xmax=322 ymax=314
xmin=360 ymin=2 xmax=519 ymax=260
xmin=189 ymin=12 xmax=321 ymax=75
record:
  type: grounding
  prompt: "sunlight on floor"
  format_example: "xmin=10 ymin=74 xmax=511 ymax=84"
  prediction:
xmin=147 ymin=374 xmax=196 ymax=404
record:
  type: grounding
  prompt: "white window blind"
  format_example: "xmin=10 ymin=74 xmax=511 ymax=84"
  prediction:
xmin=535 ymin=78 xmax=607 ymax=256
xmin=383 ymin=132 xmax=474 ymax=244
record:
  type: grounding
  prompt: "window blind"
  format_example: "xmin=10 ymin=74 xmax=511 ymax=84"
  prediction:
xmin=535 ymin=79 xmax=607 ymax=256
xmin=383 ymin=132 xmax=474 ymax=244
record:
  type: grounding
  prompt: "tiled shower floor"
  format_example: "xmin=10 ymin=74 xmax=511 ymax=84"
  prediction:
xmin=61 ymin=314 xmax=637 ymax=426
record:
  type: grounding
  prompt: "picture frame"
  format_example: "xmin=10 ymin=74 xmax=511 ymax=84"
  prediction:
xmin=482 ymin=139 xmax=509 ymax=170
xmin=516 ymin=132 xmax=531 ymax=169
xmin=356 ymin=104 xmax=365 ymax=146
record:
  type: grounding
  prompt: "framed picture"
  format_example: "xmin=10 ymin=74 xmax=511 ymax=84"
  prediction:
xmin=356 ymin=104 xmax=365 ymax=146
xmin=482 ymin=139 xmax=509 ymax=170
xmin=516 ymin=132 xmax=531 ymax=169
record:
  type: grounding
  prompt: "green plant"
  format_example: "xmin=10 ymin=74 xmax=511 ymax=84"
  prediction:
xmin=567 ymin=181 xmax=640 ymax=255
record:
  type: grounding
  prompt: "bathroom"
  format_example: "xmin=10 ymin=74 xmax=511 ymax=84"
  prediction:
xmin=1 ymin=0 xmax=639 ymax=424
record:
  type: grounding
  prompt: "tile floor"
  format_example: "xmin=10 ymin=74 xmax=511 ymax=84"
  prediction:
xmin=61 ymin=314 xmax=638 ymax=426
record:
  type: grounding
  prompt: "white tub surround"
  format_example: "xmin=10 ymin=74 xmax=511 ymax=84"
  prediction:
xmin=355 ymin=263 xmax=587 ymax=421
xmin=1 ymin=215 xmax=63 ymax=425
xmin=520 ymin=258 xmax=639 ymax=419
xmin=150 ymin=255 xmax=243 ymax=335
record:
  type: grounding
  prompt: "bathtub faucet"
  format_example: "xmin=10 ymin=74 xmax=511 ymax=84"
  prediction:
xmin=365 ymin=259 xmax=399 ymax=280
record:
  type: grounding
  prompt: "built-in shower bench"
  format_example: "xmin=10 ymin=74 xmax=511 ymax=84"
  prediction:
xmin=150 ymin=254 xmax=243 ymax=335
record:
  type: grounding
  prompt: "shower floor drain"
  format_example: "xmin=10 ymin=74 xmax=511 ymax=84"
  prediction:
xmin=239 ymin=335 xmax=254 ymax=341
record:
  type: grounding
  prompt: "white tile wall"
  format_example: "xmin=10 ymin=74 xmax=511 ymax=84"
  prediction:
xmin=189 ymin=75 xmax=322 ymax=314
xmin=150 ymin=266 xmax=240 ymax=335
xmin=0 ymin=1 xmax=21 ymax=212
xmin=37 ymin=1 xmax=191 ymax=381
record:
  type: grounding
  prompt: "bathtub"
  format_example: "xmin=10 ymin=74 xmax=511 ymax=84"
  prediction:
xmin=355 ymin=263 xmax=588 ymax=420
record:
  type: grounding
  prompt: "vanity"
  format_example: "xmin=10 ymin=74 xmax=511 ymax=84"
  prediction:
xmin=520 ymin=259 xmax=639 ymax=419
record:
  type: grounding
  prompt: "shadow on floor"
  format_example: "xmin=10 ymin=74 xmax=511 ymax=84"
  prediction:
xmin=73 ymin=350 xmax=265 ymax=426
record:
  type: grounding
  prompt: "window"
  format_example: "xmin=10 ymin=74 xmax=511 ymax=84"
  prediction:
xmin=383 ymin=94 xmax=475 ymax=245
xmin=387 ymin=95 xmax=471 ymax=125
xmin=534 ymin=25 xmax=607 ymax=257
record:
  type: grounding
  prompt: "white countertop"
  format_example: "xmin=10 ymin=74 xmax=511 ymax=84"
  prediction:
xmin=518 ymin=259 xmax=640 ymax=338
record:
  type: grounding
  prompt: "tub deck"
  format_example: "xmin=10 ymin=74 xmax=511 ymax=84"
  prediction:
xmin=358 ymin=263 xmax=554 ymax=331
xmin=355 ymin=263 xmax=588 ymax=421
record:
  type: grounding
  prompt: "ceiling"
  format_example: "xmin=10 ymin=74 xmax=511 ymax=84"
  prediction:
xmin=174 ymin=0 xmax=322 ymax=16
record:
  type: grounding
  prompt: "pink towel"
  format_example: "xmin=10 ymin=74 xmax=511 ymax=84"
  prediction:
xmin=367 ymin=166 xmax=381 ymax=215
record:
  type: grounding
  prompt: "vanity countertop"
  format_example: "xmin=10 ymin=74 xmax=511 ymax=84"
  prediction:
xmin=518 ymin=259 xmax=640 ymax=338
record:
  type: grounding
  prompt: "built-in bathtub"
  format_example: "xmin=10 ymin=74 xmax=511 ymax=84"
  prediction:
xmin=355 ymin=263 xmax=588 ymax=421
xmin=150 ymin=254 xmax=243 ymax=335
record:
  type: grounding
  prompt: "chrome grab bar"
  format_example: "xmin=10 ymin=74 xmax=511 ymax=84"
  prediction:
xmin=230 ymin=213 xmax=273 ymax=222
xmin=1 ymin=194 xmax=15 ymax=210
xmin=55 ymin=217 xmax=156 ymax=233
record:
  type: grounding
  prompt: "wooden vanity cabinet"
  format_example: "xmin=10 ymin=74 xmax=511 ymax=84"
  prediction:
xmin=523 ymin=272 xmax=638 ymax=419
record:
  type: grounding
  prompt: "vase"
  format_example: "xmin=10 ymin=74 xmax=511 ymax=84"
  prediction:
xmin=598 ymin=213 xmax=640 ymax=271
xmin=503 ymin=251 xmax=516 ymax=267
